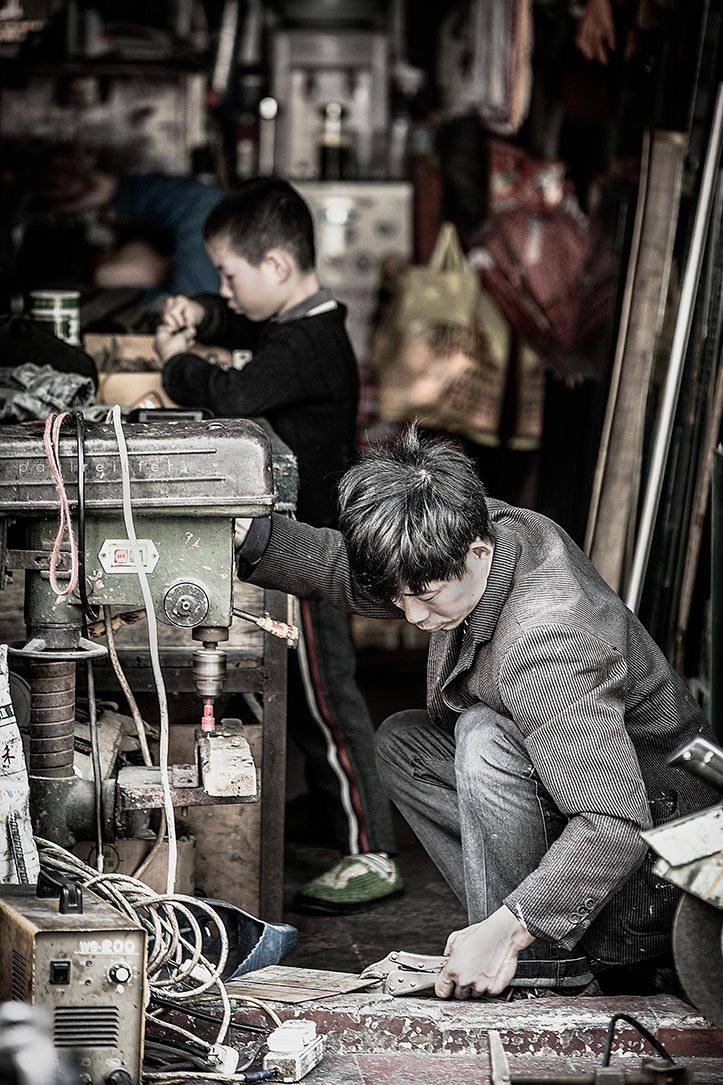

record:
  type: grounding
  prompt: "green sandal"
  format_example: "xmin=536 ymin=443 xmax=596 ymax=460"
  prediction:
xmin=293 ymin=853 xmax=404 ymax=915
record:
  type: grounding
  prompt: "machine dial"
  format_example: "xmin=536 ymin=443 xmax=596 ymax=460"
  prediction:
xmin=163 ymin=582 xmax=210 ymax=627
xmin=107 ymin=962 xmax=132 ymax=984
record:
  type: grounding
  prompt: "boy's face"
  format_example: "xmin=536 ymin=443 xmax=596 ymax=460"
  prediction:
xmin=392 ymin=539 xmax=494 ymax=633
xmin=207 ymin=235 xmax=285 ymax=322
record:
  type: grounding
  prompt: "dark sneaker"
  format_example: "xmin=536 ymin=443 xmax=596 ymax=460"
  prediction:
xmin=293 ymin=853 xmax=404 ymax=915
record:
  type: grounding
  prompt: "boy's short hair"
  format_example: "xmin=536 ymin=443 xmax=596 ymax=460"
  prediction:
xmin=203 ymin=178 xmax=315 ymax=271
xmin=337 ymin=425 xmax=493 ymax=602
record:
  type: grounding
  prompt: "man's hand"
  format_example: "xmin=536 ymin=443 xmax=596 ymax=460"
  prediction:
xmin=576 ymin=0 xmax=616 ymax=64
xmin=435 ymin=907 xmax=535 ymax=1000
xmin=154 ymin=323 xmax=196 ymax=362
xmin=162 ymin=295 xmax=206 ymax=333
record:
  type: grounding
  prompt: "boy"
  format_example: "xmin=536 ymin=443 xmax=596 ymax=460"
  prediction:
xmin=154 ymin=178 xmax=400 ymax=913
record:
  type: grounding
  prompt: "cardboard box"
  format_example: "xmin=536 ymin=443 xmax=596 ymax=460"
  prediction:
xmin=85 ymin=332 xmax=231 ymax=409
xmin=98 ymin=371 xmax=179 ymax=409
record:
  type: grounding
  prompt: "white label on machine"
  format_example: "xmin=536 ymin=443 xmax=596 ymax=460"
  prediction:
xmin=98 ymin=539 xmax=160 ymax=574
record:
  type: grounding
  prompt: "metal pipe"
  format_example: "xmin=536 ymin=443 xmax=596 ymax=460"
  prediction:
xmin=712 ymin=449 xmax=723 ymax=740
xmin=626 ymin=82 xmax=723 ymax=613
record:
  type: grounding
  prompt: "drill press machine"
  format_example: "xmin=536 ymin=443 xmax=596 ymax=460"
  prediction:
xmin=0 ymin=415 xmax=275 ymax=845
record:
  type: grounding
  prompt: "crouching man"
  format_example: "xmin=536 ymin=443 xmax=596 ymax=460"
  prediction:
xmin=236 ymin=426 xmax=717 ymax=998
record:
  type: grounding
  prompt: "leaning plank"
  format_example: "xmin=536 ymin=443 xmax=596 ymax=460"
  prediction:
xmin=588 ymin=130 xmax=686 ymax=592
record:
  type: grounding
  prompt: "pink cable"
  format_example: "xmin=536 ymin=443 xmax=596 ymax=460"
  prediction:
xmin=43 ymin=411 xmax=79 ymax=599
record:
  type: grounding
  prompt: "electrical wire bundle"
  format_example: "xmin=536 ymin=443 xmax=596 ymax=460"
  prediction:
xmin=36 ymin=840 xmax=283 ymax=1083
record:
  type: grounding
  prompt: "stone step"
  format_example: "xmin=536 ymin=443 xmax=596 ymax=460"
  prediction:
xmin=302 ymin=1052 xmax=723 ymax=1085
xmin=242 ymin=990 xmax=723 ymax=1061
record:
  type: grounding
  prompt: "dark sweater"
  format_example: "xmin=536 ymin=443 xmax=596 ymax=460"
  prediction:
xmin=162 ymin=296 xmax=359 ymax=527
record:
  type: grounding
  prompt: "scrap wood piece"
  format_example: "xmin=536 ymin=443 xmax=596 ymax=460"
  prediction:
xmin=586 ymin=130 xmax=686 ymax=592
xmin=223 ymin=965 xmax=379 ymax=1004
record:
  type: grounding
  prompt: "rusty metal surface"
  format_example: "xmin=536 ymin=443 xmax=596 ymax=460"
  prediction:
xmin=116 ymin=764 xmax=259 ymax=810
xmin=29 ymin=660 xmax=74 ymax=778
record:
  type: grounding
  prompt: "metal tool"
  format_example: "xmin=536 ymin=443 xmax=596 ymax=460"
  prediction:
xmin=642 ymin=735 xmax=723 ymax=1027
xmin=668 ymin=734 xmax=723 ymax=790
xmin=360 ymin=950 xmax=448 ymax=996
xmin=233 ymin=606 xmax=300 ymax=647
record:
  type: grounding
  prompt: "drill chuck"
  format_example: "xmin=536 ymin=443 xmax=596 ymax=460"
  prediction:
xmin=192 ymin=647 xmax=228 ymax=700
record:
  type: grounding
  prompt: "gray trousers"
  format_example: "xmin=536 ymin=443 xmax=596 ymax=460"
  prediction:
xmin=375 ymin=706 xmax=594 ymax=987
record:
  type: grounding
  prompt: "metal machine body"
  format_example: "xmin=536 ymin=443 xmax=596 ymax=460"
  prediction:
xmin=0 ymin=418 xmax=275 ymax=844
xmin=644 ymin=735 xmax=723 ymax=1026
xmin=0 ymin=881 xmax=146 ymax=1085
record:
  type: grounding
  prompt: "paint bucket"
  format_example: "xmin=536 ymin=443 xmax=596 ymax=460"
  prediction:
xmin=29 ymin=290 xmax=81 ymax=346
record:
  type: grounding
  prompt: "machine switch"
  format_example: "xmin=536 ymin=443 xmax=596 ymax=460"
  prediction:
xmin=50 ymin=960 xmax=71 ymax=985
xmin=108 ymin=963 xmax=132 ymax=984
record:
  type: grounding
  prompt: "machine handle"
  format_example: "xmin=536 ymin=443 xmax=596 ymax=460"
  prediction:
xmin=36 ymin=869 xmax=84 ymax=914
xmin=668 ymin=735 xmax=723 ymax=791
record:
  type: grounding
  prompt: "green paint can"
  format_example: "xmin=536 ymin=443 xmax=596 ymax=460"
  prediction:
xmin=29 ymin=290 xmax=81 ymax=346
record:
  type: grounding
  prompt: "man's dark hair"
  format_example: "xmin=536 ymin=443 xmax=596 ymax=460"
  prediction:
xmin=338 ymin=425 xmax=492 ymax=602
xmin=204 ymin=178 xmax=315 ymax=271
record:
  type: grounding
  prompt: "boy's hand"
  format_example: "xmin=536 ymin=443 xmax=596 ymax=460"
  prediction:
xmin=434 ymin=907 xmax=535 ymax=1000
xmin=162 ymin=295 xmax=205 ymax=332
xmin=155 ymin=323 xmax=196 ymax=362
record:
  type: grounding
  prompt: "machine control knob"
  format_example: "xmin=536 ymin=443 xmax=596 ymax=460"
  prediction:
xmin=163 ymin=581 xmax=210 ymax=627
xmin=107 ymin=963 xmax=132 ymax=984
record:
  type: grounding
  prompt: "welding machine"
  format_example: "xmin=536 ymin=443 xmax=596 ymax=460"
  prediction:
xmin=0 ymin=875 xmax=146 ymax=1085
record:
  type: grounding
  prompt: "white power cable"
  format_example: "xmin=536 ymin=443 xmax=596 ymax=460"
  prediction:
xmin=36 ymin=841 xmax=232 ymax=1044
xmin=110 ymin=405 xmax=177 ymax=894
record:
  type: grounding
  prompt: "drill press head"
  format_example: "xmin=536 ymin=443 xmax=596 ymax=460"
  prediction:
xmin=191 ymin=626 xmax=230 ymax=730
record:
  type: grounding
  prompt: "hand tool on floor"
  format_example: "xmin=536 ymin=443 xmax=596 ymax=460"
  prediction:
xmin=360 ymin=950 xmax=449 ymax=996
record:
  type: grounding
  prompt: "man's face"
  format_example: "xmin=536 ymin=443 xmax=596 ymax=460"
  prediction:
xmin=393 ymin=539 xmax=494 ymax=633
xmin=207 ymin=235 xmax=283 ymax=322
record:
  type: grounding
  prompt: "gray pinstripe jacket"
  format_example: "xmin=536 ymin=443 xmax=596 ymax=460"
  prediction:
xmin=249 ymin=500 xmax=718 ymax=961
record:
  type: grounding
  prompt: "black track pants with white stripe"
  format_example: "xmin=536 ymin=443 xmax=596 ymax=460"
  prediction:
xmin=287 ymin=597 xmax=397 ymax=856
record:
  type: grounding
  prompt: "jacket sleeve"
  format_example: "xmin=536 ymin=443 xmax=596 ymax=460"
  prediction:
xmin=162 ymin=333 xmax=323 ymax=416
xmin=192 ymin=296 xmax=261 ymax=351
xmin=498 ymin=625 xmax=651 ymax=948
xmin=247 ymin=514 xmax=401 ymax=620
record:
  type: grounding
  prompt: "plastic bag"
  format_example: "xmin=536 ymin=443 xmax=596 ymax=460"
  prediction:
xmin=373 ymin=224 xmax=510 ymax=446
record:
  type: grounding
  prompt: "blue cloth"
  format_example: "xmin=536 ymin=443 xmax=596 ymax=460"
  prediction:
xmin=114 ymin=173 xmax=222 ymax=296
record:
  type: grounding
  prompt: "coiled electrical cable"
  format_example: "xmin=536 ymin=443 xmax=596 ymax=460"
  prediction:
xmin=37 ymin=840 xmax=231 ymax=1042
